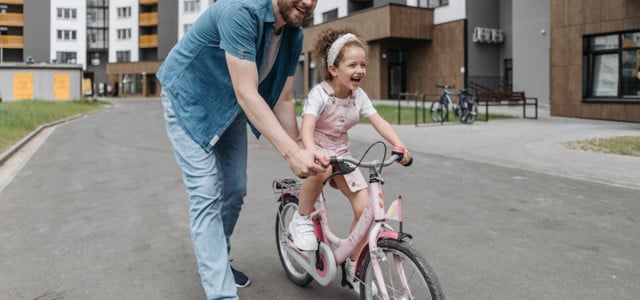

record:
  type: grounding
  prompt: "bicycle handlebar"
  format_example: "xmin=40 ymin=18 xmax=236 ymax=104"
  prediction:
xmin=329 ymin=146 xmax=412 ymax=175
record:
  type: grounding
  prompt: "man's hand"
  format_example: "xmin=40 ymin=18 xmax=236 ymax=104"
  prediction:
xmin=285 ymin=147 xmax=328 ymax=178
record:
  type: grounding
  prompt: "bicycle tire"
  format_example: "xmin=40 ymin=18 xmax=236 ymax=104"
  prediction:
xmin=464 ymin=100 xmax=478 ymax=124
xmin=430 ymin=98 xmax=447 ymax=124
xmin=358 ymin=239 xmax=444 ymax=300
xmin=275 ymin=195 xmax=313 ymax=286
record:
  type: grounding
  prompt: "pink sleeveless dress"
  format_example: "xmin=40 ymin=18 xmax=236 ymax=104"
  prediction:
xmin=311 ymin=85 xmax=368 ymax=192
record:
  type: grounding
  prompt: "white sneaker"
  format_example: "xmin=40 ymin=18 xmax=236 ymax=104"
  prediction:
xmin=288 ymin=212 xmax=317 ymax=251
xmin=346 ymin=259 xmax=360 ymax=294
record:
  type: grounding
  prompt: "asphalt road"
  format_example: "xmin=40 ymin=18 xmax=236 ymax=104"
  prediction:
xmin=0 ymin=98 xmax=638 ymax=299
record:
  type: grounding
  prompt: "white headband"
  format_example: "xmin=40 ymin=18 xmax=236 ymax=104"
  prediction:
xmin=326 ymin=33 xmax=359 ymax=66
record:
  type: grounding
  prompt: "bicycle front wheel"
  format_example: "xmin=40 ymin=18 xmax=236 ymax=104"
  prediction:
xmin=275 ymin=195 xmax=313 ymax=286
xmin=430 ymin=98 xmax=447 ymax=123
xmin=359 ymin=239 xmax=444 ymax=300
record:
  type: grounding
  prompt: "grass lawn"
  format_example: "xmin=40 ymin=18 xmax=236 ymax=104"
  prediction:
xmin=0 ymin=100 xmax=108 ymax=153
xmin=563 ymin=136 xmax=640 ymax=157
xmin=295 ymin=101 xmax=511 ymax=125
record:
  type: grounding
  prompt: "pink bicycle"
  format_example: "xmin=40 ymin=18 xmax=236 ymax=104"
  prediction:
xmin=274 ymin=142 xmax=444 ymax=300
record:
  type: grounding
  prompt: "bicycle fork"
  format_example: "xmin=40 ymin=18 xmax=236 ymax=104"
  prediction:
xmin=365 ymin=198 xmax=415 ymax=300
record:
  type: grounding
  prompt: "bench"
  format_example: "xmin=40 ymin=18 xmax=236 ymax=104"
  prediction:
xmin=475 ymin=91 xmax=538 ymax=121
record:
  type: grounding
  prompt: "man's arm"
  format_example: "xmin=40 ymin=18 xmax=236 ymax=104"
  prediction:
xmin=225 ymin=53 xmax=326 ymax=176
xmin=273 ymin=77 xmax=299 ymax=140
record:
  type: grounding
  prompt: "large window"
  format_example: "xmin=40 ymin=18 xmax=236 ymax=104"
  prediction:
xmin=322 ymin=9 xmax=338 ymax=23
xmin=117 ymin=28 xmax=131 ymax=40
xmin=116 ymin=50 xmax=130 ymax=62
xmin=117 ymin=6 xmax=131 ymax=18
xmin=57 ymin=30 xmax=77 ymax=41
xmin=184 ymin=0 xmax=201 ymax=13
xmin=56 ymin=51 xmax=77 ymax=64
xmin=57 ymin=8 xmax=77 ymax=20
xmin=584 ymin=31 xmax=640 ymax=101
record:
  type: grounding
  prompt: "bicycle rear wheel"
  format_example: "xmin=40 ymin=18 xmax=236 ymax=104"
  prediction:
xmin=275 ymin=195 xmax=313 ymax=286
xmin=464 ymin=100 xmax=478 ymax=124
xmin=430 ymin=98 xmax=447 ymax=124
xmin=358 ymin=239 xmax=444 ymax=300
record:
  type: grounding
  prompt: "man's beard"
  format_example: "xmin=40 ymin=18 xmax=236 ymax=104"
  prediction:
xmin=278 ymin=0 xmax=310 ymax=27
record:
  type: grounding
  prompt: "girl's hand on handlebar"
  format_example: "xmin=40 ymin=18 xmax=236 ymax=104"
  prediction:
xmin=392 ymin=146 xmax=412 ymax=166
xmin=399 ymin=149 xmax=412 ymax=166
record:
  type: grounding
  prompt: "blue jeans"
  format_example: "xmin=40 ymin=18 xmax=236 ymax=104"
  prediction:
xmin=162 ymin=91 xmax=247 ymax=300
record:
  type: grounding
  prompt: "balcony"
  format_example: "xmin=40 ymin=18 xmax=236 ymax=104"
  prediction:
xmin=0 ymin=34 xmax=23 ymax=49
xmin=139 ymin=0 xmax=158 ymax=5
xmin=0 ymin=0 xmax=23 ymax=5
xmin=139 ymin=12 xmax=158 ymax=27
xmin=139 ymin=34 xmax=158 ymax=48
xmin=0 ymin=12 xmax=24 ymax=27
xmin=303 ymin=4 xmax=433 ymax=51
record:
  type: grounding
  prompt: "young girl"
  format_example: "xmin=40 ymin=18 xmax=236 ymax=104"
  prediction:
xmin=289 ymin=28 xmax=412 ymax=252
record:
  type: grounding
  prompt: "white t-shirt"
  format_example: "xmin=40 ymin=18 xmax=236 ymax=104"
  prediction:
xmin=302 ymin=81 xmax=377 ymax=118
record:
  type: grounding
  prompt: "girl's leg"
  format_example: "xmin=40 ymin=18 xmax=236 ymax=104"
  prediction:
xmin=289 ymin=168 xmax=331 ymax=251
xmin=332 ymin=176 xmax=369 ymax=261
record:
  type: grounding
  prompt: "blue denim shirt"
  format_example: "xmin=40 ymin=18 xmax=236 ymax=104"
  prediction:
xmin=156 ymin=0 xmax=302 ymax=151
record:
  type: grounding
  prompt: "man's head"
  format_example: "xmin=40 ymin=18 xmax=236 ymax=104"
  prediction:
xmin=276 ymin=0 xmax=317 ymax=28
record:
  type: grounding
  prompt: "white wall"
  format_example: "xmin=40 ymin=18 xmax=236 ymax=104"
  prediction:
xmin=178 ymin=0 xmax=211 ymax=40
xmin=50 ymin=0 xmax=86 ymax=68
xmin=433 ymin=0 xmax=465 ymax=25
xmin=312 ymin=0 xmax=346 ymax=25
xmin=109 ymin=0 xmax=139 ymax=63
xmin=512 ymin=0 xmax=549 ymax=103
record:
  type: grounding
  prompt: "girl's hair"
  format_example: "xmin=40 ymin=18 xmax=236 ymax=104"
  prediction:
xmin=312 ymin=28 xmax=368 ymax=81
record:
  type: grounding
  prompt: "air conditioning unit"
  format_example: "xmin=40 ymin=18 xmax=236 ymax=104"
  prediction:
xmin=491 ymin=29 xmax=505 ymax=44
xmin=472 ymin=27 xmax=484 ymax=43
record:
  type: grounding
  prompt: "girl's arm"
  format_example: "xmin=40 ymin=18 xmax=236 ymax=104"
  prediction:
xmin=300 ymin=114 xmax=318 ymax=152
xmin=367 ymin=113 xmax=412 ymax=164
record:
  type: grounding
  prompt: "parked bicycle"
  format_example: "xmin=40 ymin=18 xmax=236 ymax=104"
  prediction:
xmin=430 ymin=84 xmax=478 ymax=124
xmin=274 ymin=142 xmax=444 ymax=300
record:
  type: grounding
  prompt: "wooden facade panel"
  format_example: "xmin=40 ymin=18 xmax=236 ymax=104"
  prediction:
xmin=583 ymin=0 xmax=601 ymax=24
xmin=550 ymin=27 xmax=566 ymax=67
xmin=566 ymin=0 xmax=584 ymax=26
xmin=550 ymin=0 xmax=565 ymax=28
xmin=550 ymin=0 xmax=640 ymax=122
xmin=601 ymin=0 xmax=627 ymax=21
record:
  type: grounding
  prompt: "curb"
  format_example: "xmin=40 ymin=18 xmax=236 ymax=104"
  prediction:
xmin=0 ymin=104 xmax=113 ymax=167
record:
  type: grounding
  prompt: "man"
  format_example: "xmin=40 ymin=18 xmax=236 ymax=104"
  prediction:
xmin=156 ymin=0 xmax=323 ymax=299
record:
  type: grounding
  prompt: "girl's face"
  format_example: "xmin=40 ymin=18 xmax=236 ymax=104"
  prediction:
xmin=329 ymin=46 xmax=367 ymax=93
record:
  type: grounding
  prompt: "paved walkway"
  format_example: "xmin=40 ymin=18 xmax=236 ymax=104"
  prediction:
xmin=358 ymin=102 xmax=640 ymax=190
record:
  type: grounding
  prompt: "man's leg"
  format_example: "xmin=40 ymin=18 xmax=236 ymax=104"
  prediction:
xmin=215 ymin=114 xmax=251 ymax=287
xmin=161 ymin=91 xmax=238 ymax=299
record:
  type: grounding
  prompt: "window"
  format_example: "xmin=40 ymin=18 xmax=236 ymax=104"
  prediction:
xmin=583 ymin=31 xmax=640 ymax=100
xmin=116 ymin=50 xmax=131 ymax=63
xmin=57 ymin=30 xmax=77 ymax=41
xmin=322 ymin=9 xmax=338 ymax=23
xmin=184 ymin=23 xmax=193 ymax=33
xmin=56 ymin=51 xmax=77 ymax=64
xmin=184 ymin=0 xmax=201 ymax=13
xmin=117 ymin=7 xmax=131 ymax=18
xmin=421 ymin=0 xmax=448 ymax=8
xmin=117 ymin=28 xmax=131 ymax=40
xmin=57 ymin=8 xmax=77 ymax=20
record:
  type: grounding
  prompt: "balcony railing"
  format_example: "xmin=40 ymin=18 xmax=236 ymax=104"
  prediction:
xmin=0 ymin=0 xmax=24 ymax=5
xmin=139 ymin=0 xmax=158 ymax=5
xmin=0 ymin=35 xmax=24 ymax=49
xmin=0 ymin=12 xmax=24 ymax=27
xmin=139 ymin=12 xmax=158 ymax=27
xmin=139 ymin=34 xmax=158 ymax=48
